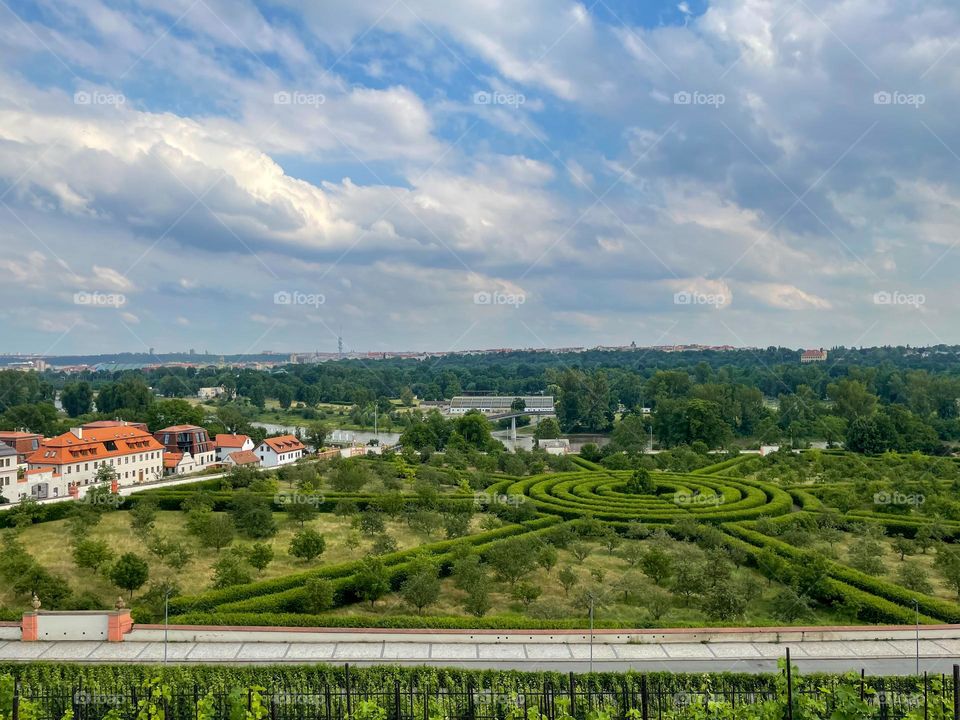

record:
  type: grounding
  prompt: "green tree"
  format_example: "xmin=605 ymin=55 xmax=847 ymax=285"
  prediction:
xmin=534 ymin=417 xmax=562 ymax=441
xmin=464 ymin=584 xmax=492 ymax=617
xmin=331 ymin=463 xmax=371 ymax=492
xmin=289 ymin=528 xmax=326 ymax=562
xmin=354 ymin=557 xmax=391 ymax=606
xmin=286 ymin=499 xmax=318 ymax=527
xmin=639 ymin=546 xmax=674 ymax=586
xmin=511 ymin=582 xmax=542 ymax=607
xmin=109 ymin=553 xmax=150 ymax=599
xmin=558 ymin=567 xmax=578 ymax=596
xmin=936 ymin=547 xmax=960 ymax=598
xmin=625 ymin=467 xmax=656 ymax=494
xmin=201 ymin=515 xmax=236 ymax=552
xmin=129 ymin=499 xmax=159 ymax=536
xmin=401 ymin=557 xmax=441 ymax=614
xmin=212 ymin=552 xmax=252 ymax=588
xmin=72 ymin=538 xmax=114 ymax=572
xmin=303 ymin=577 xmax=335 ymax=613
xmin=61 ymin=382 xmax=93 ymax=417
xmin=247 ymin=543 xmax=274 ymax=574
xmin=897 ymin=562 xmax=933 ymax=595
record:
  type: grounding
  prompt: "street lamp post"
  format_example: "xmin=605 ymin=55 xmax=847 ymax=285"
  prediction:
xmin=914 ymin=599 xmax=920 ymax=675
xmin=588 ymin=596 xmax=595 ymax=673
xmin=164 ymin=588 xmax=173 ymax=665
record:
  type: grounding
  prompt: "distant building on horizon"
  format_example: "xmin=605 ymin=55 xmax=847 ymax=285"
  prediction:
xmin=800 ymin=348 xmax=828 ymax=363
xmin=448 ymin=396 xmax=554 ymax=416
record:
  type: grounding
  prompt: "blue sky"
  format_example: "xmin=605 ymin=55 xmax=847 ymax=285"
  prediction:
xmin=0 ymin=0 xmax=958 ymax=355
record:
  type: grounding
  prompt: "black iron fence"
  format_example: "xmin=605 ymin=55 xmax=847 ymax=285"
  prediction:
xmin=6 ymin=663 xmax=960 ymax=720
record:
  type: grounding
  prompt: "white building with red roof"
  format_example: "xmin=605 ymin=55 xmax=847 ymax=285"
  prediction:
xmin=25 ymin=425 xmax=164 ymax=499
xmin=0 ymin=441 xmax=18 ymax=500
xmin=154 ymin=425 xmax=216 ymax=472
xmin=214 ymin=433 xmax=254 ymax=462
xmin=224 ymin=450 xmax=261 ymax=467
xmin=254 ymin=434 xmax=305 ymax=467
xmin=800 ymin=348 xmax=828 ymax=363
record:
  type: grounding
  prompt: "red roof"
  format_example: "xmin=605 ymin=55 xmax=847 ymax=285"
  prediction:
xmin=163 ymin=452 xmax=184 ymax=468
xmin=27 ymin=427 xmax=164 ymax=467
xmin=260 ymin=435 xmax=305 ymax=453
xmin=215 ymin=434 xmax=251 ymax=448
xmin=801 ymin=349 xmax=826 ymax=358
xmin=227 ymin=450 xmax=260 ymax=466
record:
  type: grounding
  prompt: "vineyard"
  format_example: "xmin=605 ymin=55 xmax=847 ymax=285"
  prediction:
xmin=1 ymin=662 xmax=959 ymax=720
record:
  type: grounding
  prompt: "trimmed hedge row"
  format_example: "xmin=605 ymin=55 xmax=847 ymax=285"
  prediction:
xmin=210 ymin=521 xmax=569 ymax=615
xmin=723 ymin=524 xmax=960 ymax=623
xmin=503 ymin=471 xmax=793 ymax=523
xmin=691 ymin=455 xmax=754 ymax=475
xmin=169 ymin=517 xmax=561 ymax=615
xmin=717 ymin=529 xmax=940 ymax=625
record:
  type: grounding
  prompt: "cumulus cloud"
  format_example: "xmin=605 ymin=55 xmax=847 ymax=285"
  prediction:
xmin=1 ymin=0 xmax=959 ymax=352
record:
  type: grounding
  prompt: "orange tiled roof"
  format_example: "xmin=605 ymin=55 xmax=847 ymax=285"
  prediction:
xmin=215 ymin=434 xmax=251 ymax=448
xmin=157 ymin=425 xmax=208 ymax=433
xmin=227 ymin=450 xmax=260 ymax=465
xmin=260 ymin=435 xmax=305 ymax=453
xmin=26 ymin=427 xmax=163 ymax=466
xmin=163 ymin=452 xmax=184 ymax=468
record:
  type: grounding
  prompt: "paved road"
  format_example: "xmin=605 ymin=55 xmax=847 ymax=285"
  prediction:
xmin=1 ymin=638 xmax=957 ymax=673
xmin=0 ymin=472 xmax=230 ymax=511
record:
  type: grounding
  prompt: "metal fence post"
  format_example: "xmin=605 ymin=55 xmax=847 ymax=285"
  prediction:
xmin=786 ymin=648 xmax=794 ymax=720
xmin=568 ymin=673 xmax=576 ymax=720
xmin=952 ymin=665 xmax=959 ymax=720
xmin=12 ymin=677 xmax=20 ymax=720
xmin=467 ymin=681 xmax=475 ymax=720
xmin=396 ymin=680 xmax=403 ymax=720
xmin=345 ymin=664 xmax=353 ymax=720
xmin=640 ymin=676 xmax=649 ymax=720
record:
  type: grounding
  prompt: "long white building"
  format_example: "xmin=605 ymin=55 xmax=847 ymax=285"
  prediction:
xmin=447 ymin=396 xmax=554 ymax=415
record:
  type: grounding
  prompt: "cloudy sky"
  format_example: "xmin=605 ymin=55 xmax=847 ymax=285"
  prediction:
xmin=0 ymin=0 xmax=958 ymax=355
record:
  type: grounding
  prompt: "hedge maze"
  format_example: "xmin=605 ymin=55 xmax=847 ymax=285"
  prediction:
xmin=157 ymin=450 xmax=960 ymax=629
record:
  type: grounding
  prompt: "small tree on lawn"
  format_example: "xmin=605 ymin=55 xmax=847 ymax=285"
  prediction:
xmin=558 ymin=567 xmax=578 ymax=596
xmin=201 ymin=515 xmax=235 ymax=552
xmin=212 ymin=552 xmax=252 ymax=589
xmin=247 ymin=543 xmax=274 ymax=574
xmin=73 ymin=538 xmax=114 ymax=572
xmin=625 ymin=467 xmax=656 ymax=494
xmin=303 ymin=578 xmax=335 ymax=613
xmin=464 ymin=584 xmax=492 ymax=617
xmin=289 ymin=528 xmax=326 ymax=562
xmin=354 ymin=557 xmax=391 ymax=607
xmin=511 ymin=582 xmax=542 ymax=608
xmin=110 ymin=553 xmax=149 ymax=600
xmin=400 ymin=558 xmax=441 ymax=614
xmin=286 ymin=500 xmax=318 ymax=528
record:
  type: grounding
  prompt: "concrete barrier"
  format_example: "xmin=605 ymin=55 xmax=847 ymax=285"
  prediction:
xmin=124 ymin=623 xmax=960 ymax=645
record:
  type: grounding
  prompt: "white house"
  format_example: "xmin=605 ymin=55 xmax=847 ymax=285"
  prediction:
xmin=224 ymin=450 xmax=261 ymax=468
xmin=197 ymin=386 xmax=227 ymax=400
xmin=214 ymin=433 xmax=254 ymax=462
xmin=539 ymin=438 xmax=571 ymax=456
xmin=26 ymin=426 xmax=165 ymax=499
xmin=18 ymin=467 xmax=68 ymax=501
xmin=0 ymin=441 xmax=18 ymax=501
xmin=163 ymin=452 xmax=199 ymax=476
xmin=255 ymin=435 xmax=306 ymax=467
